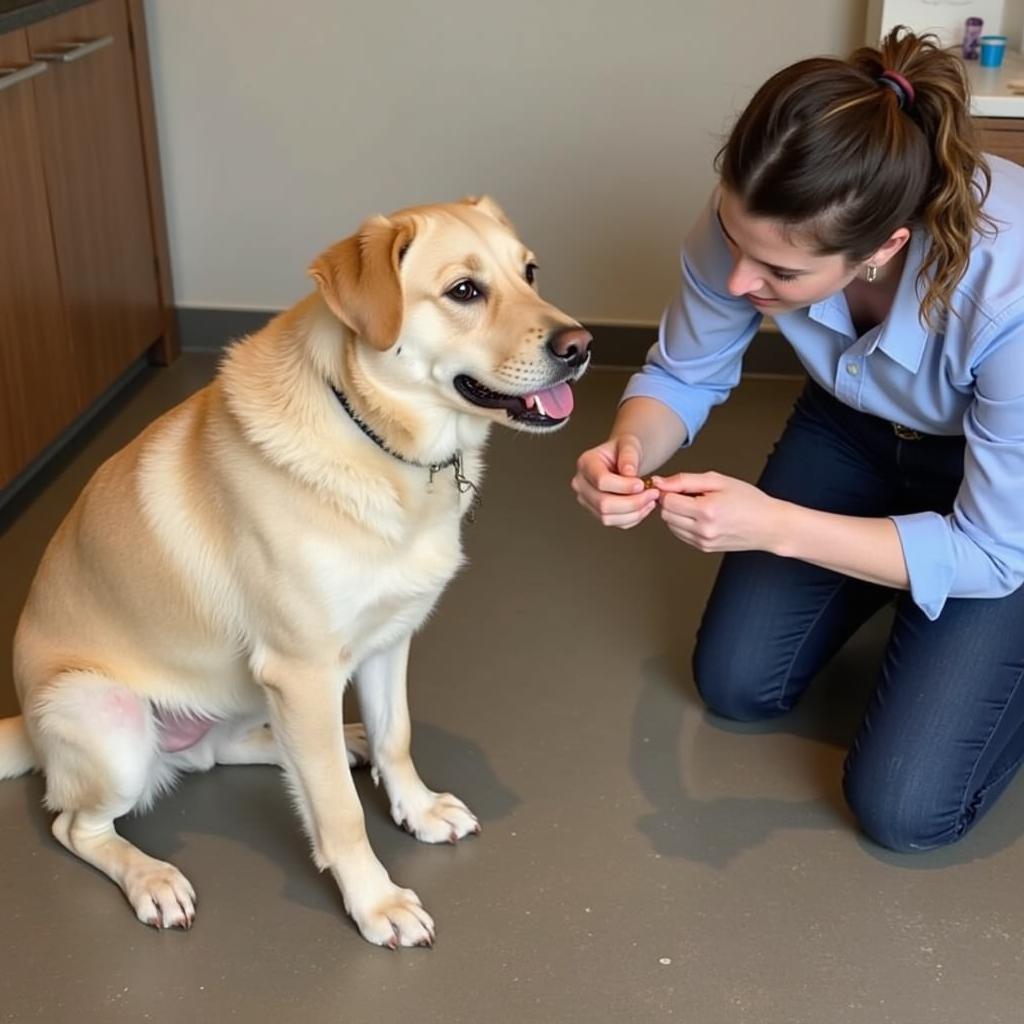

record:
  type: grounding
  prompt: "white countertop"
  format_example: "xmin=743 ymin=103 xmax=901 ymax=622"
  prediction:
xmin=967 ymin=49 xmax=1024 ymax=117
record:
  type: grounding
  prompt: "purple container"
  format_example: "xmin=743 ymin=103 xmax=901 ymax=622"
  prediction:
xmin=963 ymin=16 xmax=984 ymax=60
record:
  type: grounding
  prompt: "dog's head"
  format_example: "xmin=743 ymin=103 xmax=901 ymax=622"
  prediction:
xmin=308 ymin=197 xmax=590 ymax=432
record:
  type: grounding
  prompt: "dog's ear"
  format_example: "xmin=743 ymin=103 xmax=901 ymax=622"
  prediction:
xmin=309 ymin=215 xmax=416 ymax=351
xmin=460 ymin=194 xmax=513 ymax=229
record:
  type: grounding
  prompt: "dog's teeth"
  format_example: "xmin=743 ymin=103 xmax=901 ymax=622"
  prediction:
xmin=532 ymin=394 xmax=546 ymax=417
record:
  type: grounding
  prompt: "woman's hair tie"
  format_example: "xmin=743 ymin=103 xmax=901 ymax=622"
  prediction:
xmin=878 ymin=70 xmax=916 ymax=110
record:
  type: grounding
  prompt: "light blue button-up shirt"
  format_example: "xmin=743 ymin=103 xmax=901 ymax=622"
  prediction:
xmin=623 ymin=155 xmax=1024 ymax=620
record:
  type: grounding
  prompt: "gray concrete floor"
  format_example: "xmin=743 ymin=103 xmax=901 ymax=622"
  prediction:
xmin=1 ymin=355 xmax=1022 ymax=1023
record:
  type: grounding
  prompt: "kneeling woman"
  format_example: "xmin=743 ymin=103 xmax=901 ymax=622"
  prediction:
xmin=573 ymin=29 xmax=1024 ymax=851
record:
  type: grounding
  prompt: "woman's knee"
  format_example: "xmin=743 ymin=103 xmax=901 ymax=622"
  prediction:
xmin=691 ymin=642 xmax=789 ymax=722
xmin=842 ymin=757 xmax=965 ymax=853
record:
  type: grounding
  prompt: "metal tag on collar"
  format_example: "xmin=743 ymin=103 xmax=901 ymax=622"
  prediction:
xmin=427 ymin=452 xmax=468 ymax=487
xmin=451 ymin=452 xmax=476 ymax=495
xmin=427 ymin=459 xmax=449 ymax=491
xmin=426 ymin=452 xmax=480 ymax=520
xmin=453 ymin=453 xmax=481 ymax=523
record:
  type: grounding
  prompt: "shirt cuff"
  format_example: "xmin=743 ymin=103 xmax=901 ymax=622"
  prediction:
xmin=890 ymin=511 xmax=957 ymax=621
xmin=619 ymin=368 xmax=711 ymax=449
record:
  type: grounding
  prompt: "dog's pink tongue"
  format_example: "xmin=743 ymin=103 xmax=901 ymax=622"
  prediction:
xmin=532 ymin=382 xmax=574 ymax=419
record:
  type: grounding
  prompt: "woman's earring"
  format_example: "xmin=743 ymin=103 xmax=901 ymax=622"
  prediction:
xmin=865 ymin=264 xmax=878 ymax=283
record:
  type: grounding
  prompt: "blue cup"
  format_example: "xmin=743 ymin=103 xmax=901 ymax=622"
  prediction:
xmin=979 ymin=35 xmax=1007 ymax=68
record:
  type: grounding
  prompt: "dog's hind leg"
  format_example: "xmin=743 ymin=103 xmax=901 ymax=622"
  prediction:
xmin=51 ymin=808 xmax=196 ymax=929
xmin=31 ymin=672 xmax=196 ymax=929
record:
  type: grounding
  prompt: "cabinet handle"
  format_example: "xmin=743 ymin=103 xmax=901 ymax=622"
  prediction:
xmin=0 ymin=61 xmax=47 ymax=92
xmin=32 ymin=35 xmax=114 ymax=63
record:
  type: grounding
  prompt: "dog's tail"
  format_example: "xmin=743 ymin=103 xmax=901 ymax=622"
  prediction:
xmin=0 ymin=716 xmax=38 ymax=778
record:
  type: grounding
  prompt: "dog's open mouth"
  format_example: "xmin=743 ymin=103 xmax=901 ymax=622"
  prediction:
xmin=454 ymin=375 xmax=575 ymax=426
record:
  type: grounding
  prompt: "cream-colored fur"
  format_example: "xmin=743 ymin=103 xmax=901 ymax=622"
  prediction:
xmin=1 ymin=197 xmax=590 ymax=947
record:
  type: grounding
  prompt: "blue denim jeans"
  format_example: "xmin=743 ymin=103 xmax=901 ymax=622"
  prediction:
xmin=692 ymin=380 xmax=1024 ymax=852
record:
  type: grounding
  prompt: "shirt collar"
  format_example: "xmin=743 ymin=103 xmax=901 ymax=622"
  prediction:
xmin=871 ymin=230 xmax=931 ymax=373
xmin=803 ymin=231 xmax=931 ymax=372
xmin=806 ymin=293 xmax=854 ymax=337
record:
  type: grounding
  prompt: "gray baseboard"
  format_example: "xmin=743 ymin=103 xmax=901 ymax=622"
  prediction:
xmin=176 ymin=307 xmax=803 ymax=377
xmin=175 ymin=307 xmax=279 ymax=352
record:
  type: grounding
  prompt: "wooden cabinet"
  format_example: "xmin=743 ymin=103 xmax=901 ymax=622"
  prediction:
xmin=0 ymin=30 xmax=79 ymax=488
xmin=976 ymin=117 xmax=1024 ymax=167
xmin=0 ymin=0 xmax=175 ymax=493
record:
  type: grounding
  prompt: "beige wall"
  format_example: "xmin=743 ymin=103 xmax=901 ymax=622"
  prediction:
xmin=145 ymin=0 xmax=868 ymax=324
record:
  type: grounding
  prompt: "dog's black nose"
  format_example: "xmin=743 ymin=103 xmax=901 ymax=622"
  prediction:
xmin=547 ymin=327 xmax=592 ymax=368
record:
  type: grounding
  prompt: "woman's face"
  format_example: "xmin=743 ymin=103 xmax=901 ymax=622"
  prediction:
xmin=716 ymin=186 xmax=861 ymax=313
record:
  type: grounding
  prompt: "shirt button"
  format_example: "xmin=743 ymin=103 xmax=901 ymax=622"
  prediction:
xmin=846 ymin=362 xmax=860 ymax=376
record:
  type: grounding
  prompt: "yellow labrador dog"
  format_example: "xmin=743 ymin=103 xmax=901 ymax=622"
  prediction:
xmin=0 ymin=197 xmax=590 ymax=947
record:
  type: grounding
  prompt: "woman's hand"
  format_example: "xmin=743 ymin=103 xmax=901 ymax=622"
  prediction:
xmin=654 ymin=470 xmax=911 ymax=590
xmin=572 ymin=435 xmax=661 ymax=529
xmin=653 ymin=471 xmax=786 ymax=552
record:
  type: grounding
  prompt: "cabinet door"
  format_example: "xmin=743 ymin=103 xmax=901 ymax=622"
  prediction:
xmin=0 ymin=31 xmax=80 ymax=490
xmin=28 ymin=0 xmax=162 ymax=406
xmin=975 ymin=118 xmax=1024 ymax=167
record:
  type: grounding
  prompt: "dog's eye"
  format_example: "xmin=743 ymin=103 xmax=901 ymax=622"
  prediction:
xmin=446 ymin=279 xmax=482 ymax=303
xmin=525 ymin=263 xmax=538 ymax=286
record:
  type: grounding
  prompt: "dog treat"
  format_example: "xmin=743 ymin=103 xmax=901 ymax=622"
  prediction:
xmin=642 ymin=475 xmax=656 ymax=490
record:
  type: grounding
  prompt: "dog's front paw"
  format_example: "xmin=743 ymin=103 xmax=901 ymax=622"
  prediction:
xmin=394 ymin=791 xmax=480 ymax=844
xmin=349 ymin=884 xmax=435 ymax=949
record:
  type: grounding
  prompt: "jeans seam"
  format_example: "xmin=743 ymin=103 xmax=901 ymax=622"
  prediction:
xmin=953 ymin=664 xmax=1024 ymax=833
xmin=775 ymin=575 xmax=852 ymax=711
